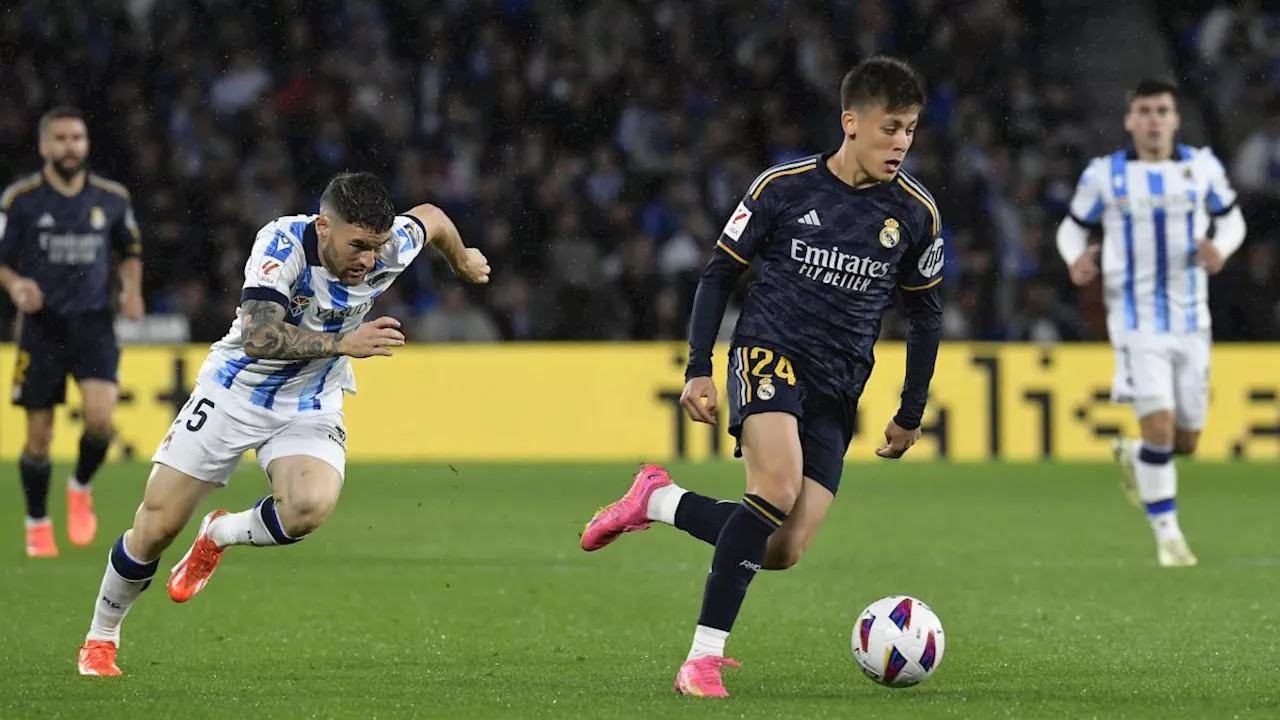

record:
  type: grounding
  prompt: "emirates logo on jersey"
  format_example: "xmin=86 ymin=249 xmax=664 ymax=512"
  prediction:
xmin=789 ymin=238 xmax=890 ymax=292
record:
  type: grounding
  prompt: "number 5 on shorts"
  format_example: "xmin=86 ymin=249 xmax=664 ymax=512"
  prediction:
xmin=185 ymin=398 xmax=215 ymax=432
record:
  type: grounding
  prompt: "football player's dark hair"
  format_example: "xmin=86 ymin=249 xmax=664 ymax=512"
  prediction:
xmin=319 ymin=172 xmax=395 ymax=233
xmin=1129 ymin=77 xmax=1179 ymax=104
xmin=840 ymin=56 xmax=927 ymax=113
xmin=38 ymin=106 xmax=87 ymax=140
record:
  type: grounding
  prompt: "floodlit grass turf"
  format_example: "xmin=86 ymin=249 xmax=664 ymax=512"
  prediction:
xmin=4 ymin=460 xmax=1279 ymax=719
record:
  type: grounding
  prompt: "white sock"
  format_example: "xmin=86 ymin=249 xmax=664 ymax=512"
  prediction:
xmin=1148 ymin=510 xmax=1184 ymax=543
xmin=86 ymin=532 xmax=158 ymax=644
xmin=69 ymin=476 xmax=91 ymax=492
xmin=647 ymin=485 xmax=688 ymax=525
xmin=687 ymin=625 xmax=729 ymax=661
xmin=208 ymin=496 xmax=301 ymax=548
xmin=25 ymin=516 xmax=50 ymax=528
xmin=208 ymin=507 xmax=278 ymax=548
xmin=1133 ymin=442 xmax=1182 ymax=542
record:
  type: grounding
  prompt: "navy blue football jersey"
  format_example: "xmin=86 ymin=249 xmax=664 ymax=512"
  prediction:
xmin=0 ymin=172 xmax=141 ymax=316
xmin=714 ymin=153 xmax=945 ymax=397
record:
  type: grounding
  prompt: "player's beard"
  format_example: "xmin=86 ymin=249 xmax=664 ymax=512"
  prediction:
xmin=50 ymin=156 xmax=86 ymax=182
xmin=319 ymin=243 xmax=359 ymax=285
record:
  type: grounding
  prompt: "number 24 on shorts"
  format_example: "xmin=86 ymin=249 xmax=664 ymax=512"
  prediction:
xmin=744 ymin=347 xmax=796 ymax=385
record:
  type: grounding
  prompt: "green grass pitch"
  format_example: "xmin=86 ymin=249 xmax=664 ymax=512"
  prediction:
xmin=5 ymin=460 xmax=1280 ymax=719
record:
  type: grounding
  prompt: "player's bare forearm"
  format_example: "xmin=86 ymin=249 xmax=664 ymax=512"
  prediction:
xmin=118 ymin=257 xmax=142 ymax=296
xmin=240 ymin=299 xmax=342 ymax=360
xmin=407 ymin=203 xmax=466 ymax=267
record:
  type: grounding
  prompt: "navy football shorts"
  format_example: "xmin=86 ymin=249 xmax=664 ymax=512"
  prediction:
xmin=724 ymin=342 xmax=859 ymax=495
xmin=12 ymin=310 xmax=120 ymax=409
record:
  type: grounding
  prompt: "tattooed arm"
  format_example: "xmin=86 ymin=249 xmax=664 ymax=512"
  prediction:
xmin=240 ymin=299 xmax=343 ymax=360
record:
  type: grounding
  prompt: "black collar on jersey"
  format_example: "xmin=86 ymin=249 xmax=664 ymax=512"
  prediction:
xmin=1124 ymin=141 xmax=1193 ymax=161
xmin=302 ymin=221 xmax=322 ymax=266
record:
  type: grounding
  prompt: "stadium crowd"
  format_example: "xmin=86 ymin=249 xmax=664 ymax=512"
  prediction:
xmin=0 ymin=0 xmax=1276 ymax=343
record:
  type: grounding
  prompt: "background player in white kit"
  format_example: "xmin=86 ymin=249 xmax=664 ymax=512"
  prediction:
xmin=1056 ymin=79 xmax=1246 ymax=567
xmin=75 ymin=172 xmax=490 ymax=676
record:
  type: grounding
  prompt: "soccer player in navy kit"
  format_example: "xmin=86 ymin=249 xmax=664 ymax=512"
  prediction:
xmin=581 ymin=57 xmax=945 ymax=697
xmin=0 ymin=107 xmax=144 ymax=558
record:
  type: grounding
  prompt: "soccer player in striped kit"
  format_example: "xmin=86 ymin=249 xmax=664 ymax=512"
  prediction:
xmin=1056 ymin=78 xmax=1246 ymax=567
xmin=75 ymin=172 xmax=490 ymax=676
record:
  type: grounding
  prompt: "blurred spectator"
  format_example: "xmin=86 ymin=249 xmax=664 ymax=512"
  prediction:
xmin=416 ymin=282 xmax=500 ymax=343
xmin=0 ymin=0 xmax=1271 ymax=345
xmin=1005 ymin=280 xmax=1091 ymax=343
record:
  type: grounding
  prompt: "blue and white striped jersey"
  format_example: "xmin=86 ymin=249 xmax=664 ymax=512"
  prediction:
xmin=1068 ymin=145 xmax=1237 ymax=336
xmin=199 ymin=213 xmax=428 ymax=413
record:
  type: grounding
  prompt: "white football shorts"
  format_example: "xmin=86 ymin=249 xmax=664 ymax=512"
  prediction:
xmin=1109 ymin=330 xmax=1211 ymax=430
xmin=151 ymin=376 xmax=347 ymax=486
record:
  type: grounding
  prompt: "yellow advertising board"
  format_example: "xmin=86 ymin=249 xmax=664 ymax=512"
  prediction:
xmin=0 ymin=343 xmax=1275 ymax=463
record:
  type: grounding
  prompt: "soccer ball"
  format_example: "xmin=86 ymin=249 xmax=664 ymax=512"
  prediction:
xmin=851 ymin=595 xmax=945 ymax=687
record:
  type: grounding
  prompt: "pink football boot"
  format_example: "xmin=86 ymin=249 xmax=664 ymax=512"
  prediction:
xmin=580 ymin=464 xmax=672 ymax=551
xmin=673 ymin=656 xmax=741 ymax=698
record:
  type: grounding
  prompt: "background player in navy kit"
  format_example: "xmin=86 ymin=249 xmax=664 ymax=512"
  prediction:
xmin=580 ymin=56 xmax=945 ymax=698
xmin=0 ymin=107 xmax=144 ymax=558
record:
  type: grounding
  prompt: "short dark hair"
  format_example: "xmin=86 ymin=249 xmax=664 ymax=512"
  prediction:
xmin=38 ymin=106 xmax=86 ymax=140
xmin=319 ymin=172 xmax=395 ymax=232
xmin=1129 ymin=78 xmax=1178 ymax=103
xmin=840 ymin=56 xmax=927 ymax=113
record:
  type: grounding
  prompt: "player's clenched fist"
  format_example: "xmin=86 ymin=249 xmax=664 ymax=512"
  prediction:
xmin=7 ymin=277 xmax=43 ymax=314
xmin=875 ymin=419 xmax=921 ymax=459
xmin=1194 ymin=238 xmax=1225 ymax=275
xmin=1069 ymin=245 xmax=1101 ymax=286
xmin=338 ymin=316 xmax=405 ymax=358
xmin=680 ymin=376 xmax=718 ymax=424
xmin=452 ymin=247 xmax=491 ymax=284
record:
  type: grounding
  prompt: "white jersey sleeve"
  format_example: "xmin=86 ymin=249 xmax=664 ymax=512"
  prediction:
xmin=389 ymin=213 xmax=429 ymax=267
xmin=1198 ymin=147 xmax=1238 ymax=216
xmin=1067 ymin=158 xmax=1107 ymax=228
xmin=242 ymin=221 xmax=307 ymax=306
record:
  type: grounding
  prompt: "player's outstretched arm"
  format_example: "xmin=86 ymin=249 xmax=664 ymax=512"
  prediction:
xmin=240 ymin=299 xmax=405 ymax=360
xmin=404 ymin=203 xmax=490 ymax=284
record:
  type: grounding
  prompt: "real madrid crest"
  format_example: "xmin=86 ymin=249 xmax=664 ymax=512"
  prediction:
xmin=757 ymin=376 xmax=775 ymax=401
xmin=879 ymin=218 xmax=900 ymax=249
xmin=89 ymin=206 xmax=106 ymax=230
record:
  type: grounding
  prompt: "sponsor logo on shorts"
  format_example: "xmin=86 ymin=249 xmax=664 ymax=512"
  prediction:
xmin=325 ymin=424 xmax=347 ymax=449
